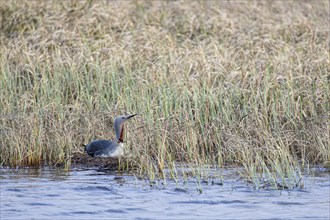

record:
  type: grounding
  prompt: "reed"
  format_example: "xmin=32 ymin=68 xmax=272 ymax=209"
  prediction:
xmin=0 ymin=1 xmax=329 ymax=189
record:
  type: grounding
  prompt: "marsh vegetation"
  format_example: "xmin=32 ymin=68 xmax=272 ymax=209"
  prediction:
xmin=0 ymin=1 xmax=329 ymax=189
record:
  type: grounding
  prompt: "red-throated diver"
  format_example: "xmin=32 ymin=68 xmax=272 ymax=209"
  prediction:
xmin=85 ymin=114 xmax=137 ymax=157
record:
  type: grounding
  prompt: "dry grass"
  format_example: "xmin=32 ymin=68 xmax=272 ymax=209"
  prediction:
xmin=0 ymin=0 xmax=329 ymax=189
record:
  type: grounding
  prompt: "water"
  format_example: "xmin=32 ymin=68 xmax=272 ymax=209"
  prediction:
xmin=1 ymin=167 xmax=329 ymax=220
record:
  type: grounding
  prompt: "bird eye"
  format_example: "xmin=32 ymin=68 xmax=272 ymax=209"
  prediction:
xmin=122 ymin=117 xmax=124 ymax=119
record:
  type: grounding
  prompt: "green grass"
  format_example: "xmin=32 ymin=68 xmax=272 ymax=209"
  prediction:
xmin=0 ymin=0 xmax=329 ymax=189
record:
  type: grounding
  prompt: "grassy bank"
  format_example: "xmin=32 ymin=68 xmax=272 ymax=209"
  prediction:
xmin=0 ymin=1 xmax=329 ymax=188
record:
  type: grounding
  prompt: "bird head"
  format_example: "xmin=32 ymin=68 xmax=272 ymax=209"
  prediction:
xmin=114 ymin=114 xmax=138 ymax=142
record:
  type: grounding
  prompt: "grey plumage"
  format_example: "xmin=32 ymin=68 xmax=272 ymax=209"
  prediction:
xmin=84 ymin=114 xmax=137 ymax=157
xmin=85 ymin=140 xmax=118 ymax=157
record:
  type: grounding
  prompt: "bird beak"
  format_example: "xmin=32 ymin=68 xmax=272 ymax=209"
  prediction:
xmin=128 ymin=113 xmax=138 ymax=119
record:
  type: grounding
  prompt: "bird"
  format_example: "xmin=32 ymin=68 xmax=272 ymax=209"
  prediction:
xmin=84 ymin=114 xmax=138 ymax=157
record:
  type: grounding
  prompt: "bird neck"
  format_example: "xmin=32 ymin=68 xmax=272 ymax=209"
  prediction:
xmin=118 ymin=125 xmax=124 ymax=143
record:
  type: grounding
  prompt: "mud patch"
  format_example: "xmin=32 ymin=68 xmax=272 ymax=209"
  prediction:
xmin=70 ymin=152 xmax=136 ymax=171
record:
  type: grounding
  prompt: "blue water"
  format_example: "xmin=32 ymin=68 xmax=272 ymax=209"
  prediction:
xmin=1 ymin=167 xmax=329 ymax=219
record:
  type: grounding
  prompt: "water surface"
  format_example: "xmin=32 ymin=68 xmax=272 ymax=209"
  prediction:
xmin=1 ymin=167 xmax=329 ymax=219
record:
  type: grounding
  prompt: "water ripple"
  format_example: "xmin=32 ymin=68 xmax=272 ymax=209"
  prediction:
xmin=173 ymin=187 xmax=189 ymax=193
xmin=172 ymin=199 xmax=247 ymax=205
xmin=276 ymin=201 xmax=305 ymax=205
xmin=75 ymin=185 xmax=114 ymax=192
xmin=6 ymin=188 xmax=24 ymax=192
xmin=69 ymin=211 xmax=99 ymax=215
xmin=105 ymin=208 xmax=127 ymax=213
xmin=25 ymin=202 xmax=53 ymax=206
